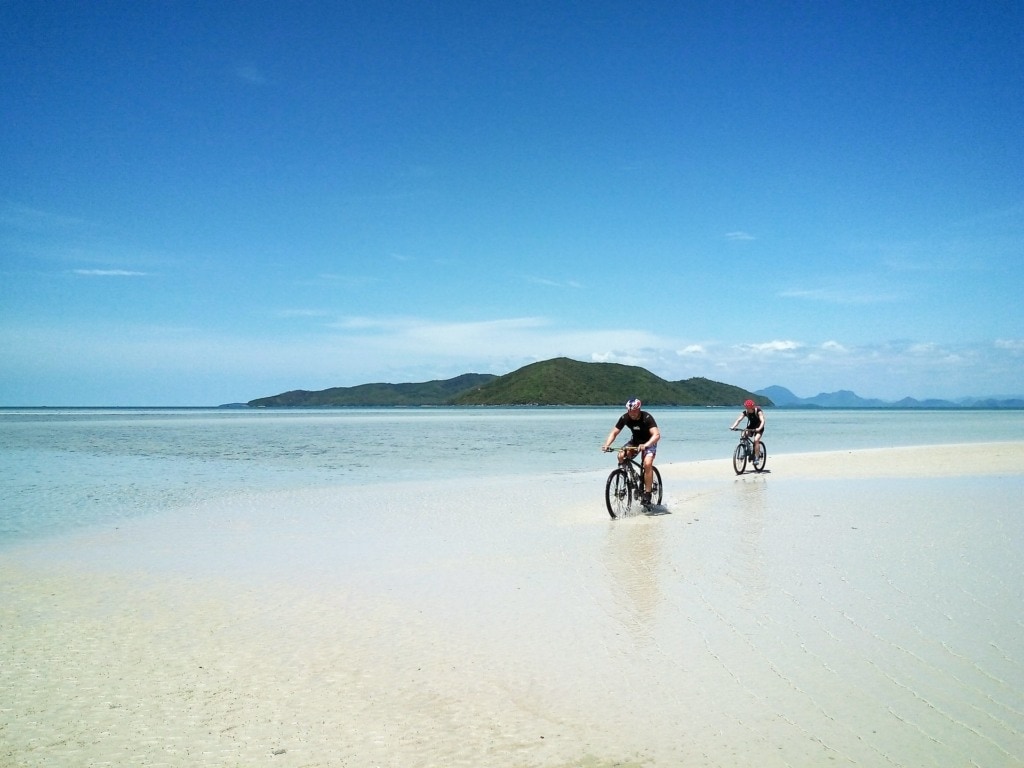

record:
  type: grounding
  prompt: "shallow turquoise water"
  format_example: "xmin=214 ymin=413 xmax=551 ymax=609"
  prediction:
xmin=1 ymin=407 xmax=1019 ymax=545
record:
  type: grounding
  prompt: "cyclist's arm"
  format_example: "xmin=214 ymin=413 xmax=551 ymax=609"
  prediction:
xmin=640 ymin=426 xmax=660 ymax=450
xmin=756 ymin=411 xmax=766 ymax=433
xmin=729 ymin=414 xmax=743 ymax=429
xmin=602 ymin=426 xmax=621 ymax=451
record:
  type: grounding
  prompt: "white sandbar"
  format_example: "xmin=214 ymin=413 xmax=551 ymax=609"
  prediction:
xmin=2 ymin=442 xmax=1023 ymax=767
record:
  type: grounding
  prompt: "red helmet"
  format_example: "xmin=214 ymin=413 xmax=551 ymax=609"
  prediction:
xmin=744 ymin=399 xmax=755 ymax=409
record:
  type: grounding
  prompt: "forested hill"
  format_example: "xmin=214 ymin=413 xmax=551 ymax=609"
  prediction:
xmin=247 ymin=373 xmax=497 ymax=407
xmin=247 ymin=358 xmax=769 ymax=407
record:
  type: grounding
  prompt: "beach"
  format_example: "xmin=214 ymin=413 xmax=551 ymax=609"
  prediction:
xmin=2 ymin=441 xmax=1023 ymax=767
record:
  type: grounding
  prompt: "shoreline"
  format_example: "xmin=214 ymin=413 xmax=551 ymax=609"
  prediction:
xmin=3 ymin=441 xmax=1023 ymax=767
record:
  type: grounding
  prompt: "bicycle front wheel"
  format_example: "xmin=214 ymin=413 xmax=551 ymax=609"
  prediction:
xmin=649 ymin=466 xmax=663 ymax=505
xmin=732 ymin=443 xmax=747 ymax=474
xmin=605 ymin=468 xmax=632 ymax=519
xmin=752 ymin=442 xmax=767 ymax=472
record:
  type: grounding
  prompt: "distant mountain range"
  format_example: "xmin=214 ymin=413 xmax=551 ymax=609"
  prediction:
xmin=756 ymin=385 xmax=1024 ymax=409
xmin=246 ymin=357 xmax=766 ymax=407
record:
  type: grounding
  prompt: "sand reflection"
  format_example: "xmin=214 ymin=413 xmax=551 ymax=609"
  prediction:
xmin=729 ymin=475 xmax=769 ymax=606
xmin=602 ymin=517 xmax=665 ymax=643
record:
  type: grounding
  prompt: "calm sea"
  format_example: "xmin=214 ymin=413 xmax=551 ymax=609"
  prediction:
xmin=1 ymin=407 xmax=1019 ymax=546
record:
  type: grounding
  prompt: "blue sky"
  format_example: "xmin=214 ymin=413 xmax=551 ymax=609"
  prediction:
xmin=2 ymin=1 xmax=1022 ymax=405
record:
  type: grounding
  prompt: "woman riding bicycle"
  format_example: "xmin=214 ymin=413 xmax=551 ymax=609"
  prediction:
xmin=601 ymin=398 xmax=661 ymax=505
xmin=730 ymin=399 xmax=765 ymax=459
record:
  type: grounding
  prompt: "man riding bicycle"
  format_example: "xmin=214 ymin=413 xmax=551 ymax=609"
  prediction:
xmin=601 ymin=398 xmax=661 ymax=505
xmin=730 ymin=399 xmax=766 ymax=460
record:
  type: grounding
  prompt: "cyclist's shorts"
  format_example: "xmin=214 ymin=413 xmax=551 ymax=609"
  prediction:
xmin=629 ymin=442 xmax=657 ymax=457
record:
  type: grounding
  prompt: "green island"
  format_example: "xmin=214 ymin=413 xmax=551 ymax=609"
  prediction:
xmin=247 ymin=357 xmax=769 ymax=408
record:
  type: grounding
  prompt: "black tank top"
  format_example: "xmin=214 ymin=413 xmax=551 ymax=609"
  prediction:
xmin=745 ymin=407 xmax=763 ymax=430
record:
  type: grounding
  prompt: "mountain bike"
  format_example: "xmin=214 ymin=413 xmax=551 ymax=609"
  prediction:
xmin=730 ymin=428 xmax=767 ymax=474
xmin=603 ymin=446 xmax=663 ymax=519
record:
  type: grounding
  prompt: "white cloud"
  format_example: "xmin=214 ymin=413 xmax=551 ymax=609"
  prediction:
xmin=725 ymin=231 xmax=755 ymax=241
xmin=706 ymin=337 xmax=1024 ymax=400
xmin=736 ymin=340 xmax=803 ymax=354
xmin=677 ymin=344 xmax=706 ymax=356
xmin=589 ymin=351 xmax=649 ymax=368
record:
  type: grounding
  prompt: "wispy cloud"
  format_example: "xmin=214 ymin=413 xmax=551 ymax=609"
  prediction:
xmin=319 ymin=316 xmax=672 ymax=370
xmin=276 ymin=309 xmax=335 ymax=319
xmin=234 ymin=63 xmax=268 ymax=85
xmin=950 ymin=200 xmax=1024 ymax=228
xmin=526 ymin=276 xmax=582 ymax=288
xmin=820 ymin=340 xmax=848 ymax=353
xmin=73 ymin=269 xmax=148 ymax=277
xmin=725 ymin=231 xmax=755 ymax=241
xmin=311 ymin=273 xmax=380 ymax=288
xmin=778 ymin=287 xmax=900 ymax=304
xmin=2 ymin=203 xmax=87 ymax=231
xmin=332 ymin=315 xmax=548 ymax=338
xmin=995 ymin=338 xmax=1024 ymax=352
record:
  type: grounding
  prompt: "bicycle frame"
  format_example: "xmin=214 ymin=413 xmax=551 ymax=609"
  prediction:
xmin=619 ymin=453 xmax=645 ymax=486
xmin=731 ymin=428 xmax=766 ymax=475
xmin=604 ymin=446 xmax=663 ymax=518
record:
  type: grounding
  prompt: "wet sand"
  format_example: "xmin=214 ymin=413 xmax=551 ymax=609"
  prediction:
xmin=2 ymin=442 xmax=1023 ymax=767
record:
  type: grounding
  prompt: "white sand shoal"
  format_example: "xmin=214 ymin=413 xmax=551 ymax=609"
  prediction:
xmin=2 ymin=442 xmax=1023 ymax=767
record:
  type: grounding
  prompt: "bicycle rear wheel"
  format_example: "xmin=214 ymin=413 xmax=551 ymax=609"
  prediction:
xmin=752 ymin=442 xmax=767 ymax=472
xmin=732 ymin=443 xmax=747 ymax=474
xmin=605 ymin=468 xmax=632 ymax=519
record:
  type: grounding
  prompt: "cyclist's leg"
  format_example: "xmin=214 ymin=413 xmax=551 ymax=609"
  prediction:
xmin=641 ymin=447 xmax=656 ymax=497
xmin=752 ymin=439 xmax=767 ymax=471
